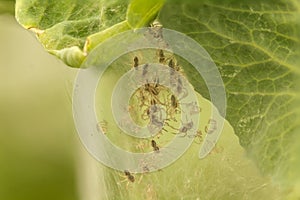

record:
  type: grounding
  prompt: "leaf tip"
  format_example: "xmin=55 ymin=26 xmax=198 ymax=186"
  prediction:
xmin=49 ymin=46 xmax=86 ymax=68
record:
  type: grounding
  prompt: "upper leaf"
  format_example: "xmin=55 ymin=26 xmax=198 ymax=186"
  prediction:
xmin=126 ymin=0 xmax=165 ymax=28
xmin=15 ymin=0 xmax=165 ymax=67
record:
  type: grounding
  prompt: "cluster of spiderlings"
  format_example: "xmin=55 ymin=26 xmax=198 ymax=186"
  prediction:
xmin=96 ymin=50 xmax=218 ymax=155
xmin=94 ymin=49 xmax=218 ymax=190
xmin=129 ymin=50 xmax=187 ymax=140
xmin=115 ymin=51 xmax=223 ymax=189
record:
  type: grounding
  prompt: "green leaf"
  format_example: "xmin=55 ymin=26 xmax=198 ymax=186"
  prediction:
xmin=15 ymin=0 xmax=165 ymax=67
xmin=126 ymin=0 xmax=165 ymax=28
xmin=159 ymin=0 xmax=300 ymax=186
xmin=15 ymin=0 xmax=129 ymax=67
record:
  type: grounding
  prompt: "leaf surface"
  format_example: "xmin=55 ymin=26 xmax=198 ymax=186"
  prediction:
xmin=15 ymin=0 xmax=164 ymax=67
xmin=159 ymin=0 xmax=300 ymax=185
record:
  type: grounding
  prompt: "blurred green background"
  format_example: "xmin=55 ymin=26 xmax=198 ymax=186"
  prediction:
xmin=0 ymin=2 xmax=80 ymax=199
